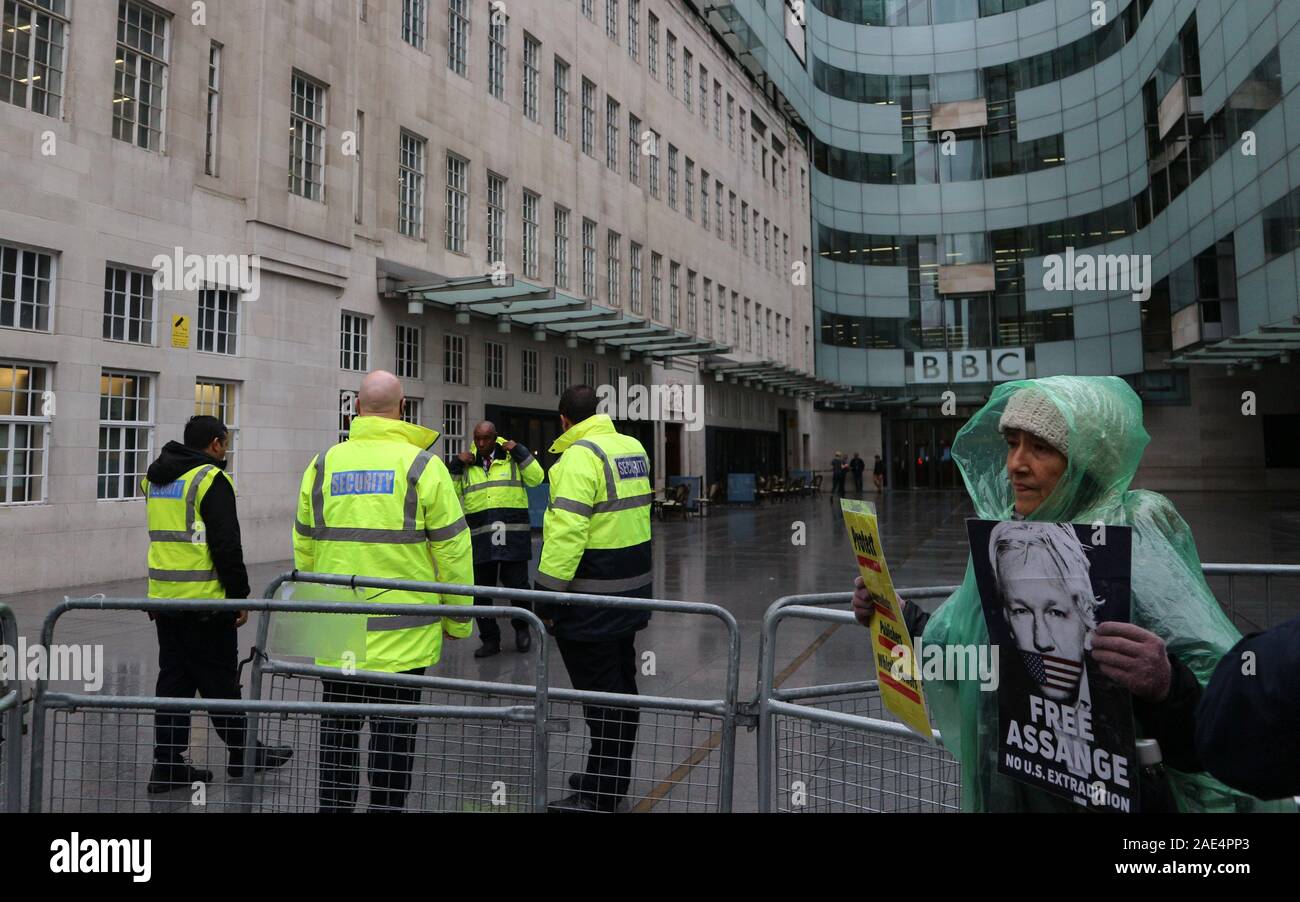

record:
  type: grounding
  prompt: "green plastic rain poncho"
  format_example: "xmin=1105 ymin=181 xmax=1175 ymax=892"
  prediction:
xmin=923 ymin=375 xmax=1294 ymax=813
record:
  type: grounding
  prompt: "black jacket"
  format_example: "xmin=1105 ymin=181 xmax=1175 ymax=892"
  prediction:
xmin=1195 ymin=616 xmax=1300 ymax=800
xmin=146 ymin=441 xmax=250 ymax=599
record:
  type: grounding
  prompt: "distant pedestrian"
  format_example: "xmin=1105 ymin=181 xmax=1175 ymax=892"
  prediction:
xmin=830 ymin=452 xmax=846 ymax=495
xmin=873 ymin=454 xmax=885 ymax=493
xmin=849 ymin=453 xmax=865 ymax=493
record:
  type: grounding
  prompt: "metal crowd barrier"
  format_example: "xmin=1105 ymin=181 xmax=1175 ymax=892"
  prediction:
xmin=28 ymin=596 xmax=545 ymax=813
xmin=1 ymin=603 xmax=22 ymax=813
xmin=754 ymin=563 xmax=1300 ymax=813
xmin=254 ymin=571 xmax=743 ymax=813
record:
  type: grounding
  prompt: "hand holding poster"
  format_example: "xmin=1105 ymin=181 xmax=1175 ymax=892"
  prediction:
xmin=967 ymin=519 xmax=1138 ymax=811
xmin=840 ymin=499 xmax=932 ymax=740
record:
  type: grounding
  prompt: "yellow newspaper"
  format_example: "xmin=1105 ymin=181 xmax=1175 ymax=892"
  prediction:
xmin=840 ymin=498 xmax=933 ymax=740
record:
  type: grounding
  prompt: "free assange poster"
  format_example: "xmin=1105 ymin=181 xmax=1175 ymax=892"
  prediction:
xmin=967 ymin=519 xmax=1137 ymax=811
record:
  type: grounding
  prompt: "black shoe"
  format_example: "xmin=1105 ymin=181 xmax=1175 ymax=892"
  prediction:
xmin=147 ymin=761 xmax=213 ymax=794
xmin=474 ymin=640 xmax=501 ymax=659
xmin=228 ymin=743 xmax=294 ymax=778
xmin=568 ymin=772 xmax=582 ymax=790
xmin=514 ymin=625 xmax=532 ymax=653
xmin=547 ymin=792 xmax=607 ymax=813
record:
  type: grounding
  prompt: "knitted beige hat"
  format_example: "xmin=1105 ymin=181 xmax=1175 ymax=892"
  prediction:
xmin=998 ymin=388 xmax=1069 ymax=456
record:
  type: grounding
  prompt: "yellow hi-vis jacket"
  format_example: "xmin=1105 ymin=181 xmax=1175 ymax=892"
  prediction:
xmin=143 ymin=464 xmax=228 ymax=599
xmin=293 ymin=416 xmax=474 ymax=673
xmin=535 ymin=414 xmax=653 ymax=640
xmin=449 ymin=437 xmax=545 ymax=563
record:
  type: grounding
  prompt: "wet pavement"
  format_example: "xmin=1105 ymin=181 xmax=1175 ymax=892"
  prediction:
xmin=2 ymin=488 xmax=1297 ymax=812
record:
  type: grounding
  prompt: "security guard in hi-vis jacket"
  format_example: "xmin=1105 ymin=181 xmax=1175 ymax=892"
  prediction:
xmin=293 ymin=370 xmax=474 ymax=812
xmin=534 ymin=385 xmax=653 ymax=813
xmin=143 ymin=415 xmax=292 ymax=794
xmin=448 ymin=421 xmax=546 ymax=657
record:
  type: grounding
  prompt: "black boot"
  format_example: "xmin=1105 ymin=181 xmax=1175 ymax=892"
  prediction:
xmin=474 ymin=639 xmax=501 ymax=658
xmin=514 ymin=623 xmax=532 ymax=653
xmin=147 ymin=760 xmax=213 ymax=794
xmin=228 ymin=742 xmax=294 ymax=778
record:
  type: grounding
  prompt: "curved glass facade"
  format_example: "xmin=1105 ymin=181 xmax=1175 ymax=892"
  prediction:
xmin=715 ymin=0 xmax=1298 ymax=404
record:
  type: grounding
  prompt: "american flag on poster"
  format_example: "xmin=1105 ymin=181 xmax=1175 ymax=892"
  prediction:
xmin=1021 ymin=651 xmax=1084 ymax=694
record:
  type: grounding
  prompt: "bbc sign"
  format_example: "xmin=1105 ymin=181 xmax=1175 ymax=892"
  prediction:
xmin=911 ymin=348 xmax=1026 ymax=384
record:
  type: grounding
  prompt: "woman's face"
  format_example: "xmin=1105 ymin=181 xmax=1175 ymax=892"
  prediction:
xmin=1004 ymin=429 xmax=1068 ymax=516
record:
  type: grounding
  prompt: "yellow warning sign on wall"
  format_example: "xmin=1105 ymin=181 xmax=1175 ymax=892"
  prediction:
xmin=171 ymin=315 xmax=190 ymax=348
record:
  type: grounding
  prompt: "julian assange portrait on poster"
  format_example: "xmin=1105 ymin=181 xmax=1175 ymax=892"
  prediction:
xmin=967 ymin=519 xmax=1138 ymax=811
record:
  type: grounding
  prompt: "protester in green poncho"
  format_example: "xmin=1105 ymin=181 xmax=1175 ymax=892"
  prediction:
xmin=853 ymin=375 xmax=1293 ymax=812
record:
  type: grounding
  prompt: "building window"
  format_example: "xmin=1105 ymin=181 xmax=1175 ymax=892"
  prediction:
xmin=288 ymin=72 xmax=326 ymax=201
xmin=715 ymin=179 xmax=723 ymax=239
xmin=522 ymin=189 xmax=540 ymax=278
xmin=523 ymin=33 xmax=540 ymax=121
xmin=399 ymin=130 xmax=427 ymax=239
xmin=687 ymin=270 xmax=697 ymax=332
xmin=608 ymin=365 xmax=621 ymax=387
xmin=666 ymin=30 xmax=676 ymax=93
xmin=605 ymin=96 xmax=620 ymax=171
xmin=684 ymin=158 xmax=694 ymax=219
xmin=444 ymin=333 xmax=466 ymax=384
xmin=553 ymin=354 xmax=570 ymax=396
xmin=581 ymin=78 xmax=596 ymax=157
xmin=667 ymin=261 xmax=679 ymax=325
xmin=703 ymin=278 xmax=712 ymax=339
xmin=445 ymin=152 xmax=468 ymax=253
xmin=448 ymin=0 xmax=469 ymax=77
xmin=647 ymin=11 xmax=659 ymax=79
xmin=352 ymin=109 xmax=365 ymax=224
xmin=740 ymin=108 xmax=747 ymax=160
xmin=113 ymin=0 xmax=169 ymax=151
xmin=605 ymin=0 xmax=618 ymax=42
xmin=0 ymin=360 xmax=50 ymax=504
xmin=606 ymin=230 xmax=621 ymax=306
xmin=728 ymin=192 xmax=737 ymax=246
xmin=726 ymin=93 xmax=734 ymax=148
xmin=97 ymin=369 xmax=152 ymax=500
xmin=195 ymin=378 xmax=237 ymax=477
xmin=698 ymin=66 xmax=707 ymax=125
xmin=402 ymin=0 xmax=427 ymax=49
xmin=714 ymin=282 xmax=724 ymax=338
xmin=521 ymin=347 xmax=538 ymax=393
xmin=102 ymin=266 xmax=155 ymax=344
xmin=554 ymin=57 xmax=570 ymax=139
xmin=667 ymin=145 xmax=679 ymax=208
xmin=581 ymin=0 xmax=593 ymax=21
xmin=1 ymin=0 xmax=67 ymax=117
xmin=628 ymin=114 xmax=641 ymax=184
xmin=700 ymin=171 xmax=709 ymax=229
xmin=340 ymin=312 xmax=369 ymax=371
xmin=0 ymin=243 xmax=53 ymax=333
xmin=627 ymin=0 xmax=639 ymax=62
xmin=582 ymin=218 xmax=597 ymax=298
xmin=741 ymin=202 xmax=749 ymax=256
xmin=442 ymin=401 xmax=467 ymax=458
xmin=484 ymin=340 xmax=505 ymax=389
xmin=683 ymin=48 xmax=692 ymax=110
xmin=554 ymin=205 xmax=570 ymax=289
xmin=487 ymin=172 xmax=506 ymax=265
xmin=396 ymin=323 xmax=422 ymax=379
xmin=647 ymin=130 xmax=660 ymax=198
xmin=487 ymin=4 xmax=507 ymax=101
xmin=650 ymin=253 xmax=662 ymax=322
xmin=339 ymin=389 xmax=356 ymax=442
xmin=402 ymin=397 xmax=423 ymax=425
xmin=629 ymin=242 xmax=643 ymax=314
xmin=713 ymin=79 xmax=721 ymax=136
xmin=205 ymin=42 xmax=222 ymax=175
xmin=583 ymin=360 xmax=597 ymax=386
xmin=197 ymin=287 xmax=238 ymax=355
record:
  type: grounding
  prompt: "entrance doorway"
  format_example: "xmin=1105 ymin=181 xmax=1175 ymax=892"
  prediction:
xmin=664 ymin=423 xmax=682 ymax=478
xmin=887 ymin=417 xmax=965 ymax=489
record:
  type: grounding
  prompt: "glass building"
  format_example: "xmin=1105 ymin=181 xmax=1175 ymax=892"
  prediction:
xmin=699 ymin=0 xmax=1300 ymax=488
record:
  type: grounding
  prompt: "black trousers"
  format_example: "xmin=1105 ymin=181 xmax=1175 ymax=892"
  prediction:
xmin=555 ymin=635 xmax=639 ymax=810
xmin=153 ymin=614 xmax=247 ymax=763
xmin=852 ymin=471 xmax=864 ymax=492
xmin=319 ymin=668 xmax=426 ymax=813
xmin=473 ymin=559 xmax=533 ymax=643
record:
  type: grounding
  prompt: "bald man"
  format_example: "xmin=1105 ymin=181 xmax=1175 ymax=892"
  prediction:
xmin=294 ymin=369 xmax=474 ymax=812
